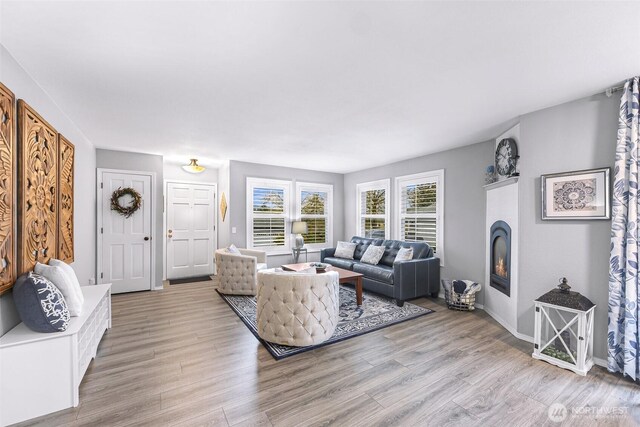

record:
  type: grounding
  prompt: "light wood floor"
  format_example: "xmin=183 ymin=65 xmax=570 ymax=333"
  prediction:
xmin=18 ymin=279 xmax=639 ymax=427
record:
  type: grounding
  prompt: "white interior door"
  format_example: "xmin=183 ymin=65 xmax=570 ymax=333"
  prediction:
xmin=166 ymin=182 xmax=216 ymax=279
xmin=100 ymin=171 xmax=152 ymax=293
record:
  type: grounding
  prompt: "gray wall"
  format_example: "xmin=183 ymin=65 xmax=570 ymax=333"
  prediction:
xmin=343 ymin=141 xmax=494 ymax=303
xmin=0 ymin=45 xmax=97 ymax=336
xmin=228 ymin=160 xmax=344 ymax=267
xmin=517 ymin=93 xmax=617 ymax=361
xmin=96 ymin=149 xmax=164 ymax=289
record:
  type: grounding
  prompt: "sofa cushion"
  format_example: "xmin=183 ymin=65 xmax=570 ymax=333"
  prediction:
xmin=360 ymin=245 xmax=385 ymax=265
xmin=379 ymin=240 xmax=432 ymax=266
xmin=257 ymin=263 xmax=268 ymax=271
xmin=13 ymin=272 xmax=70 ymax=333
xmin=349 ymin=236 xmax=383 ymax=260
xmin=323 ymin=257 xmax=354 ymax=270
xmin=352 ymin=262 xmax=394 ymax=285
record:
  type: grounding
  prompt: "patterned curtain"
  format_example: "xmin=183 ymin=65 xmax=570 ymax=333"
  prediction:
xmin=609 ymin=76 xmax=640 ymax=380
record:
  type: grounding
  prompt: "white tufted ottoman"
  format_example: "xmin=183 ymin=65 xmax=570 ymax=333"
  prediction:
xmin=215 ymin=248 xmax=268 ymax=295
xmin=256 ymin=269 xmax=340 ymax=347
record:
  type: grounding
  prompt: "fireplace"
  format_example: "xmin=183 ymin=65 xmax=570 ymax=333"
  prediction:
xmin=490 ymin=220 xmax=511 ymax=296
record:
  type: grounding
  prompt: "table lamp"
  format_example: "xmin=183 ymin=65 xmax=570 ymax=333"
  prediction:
xmin=291 ymin=221 xmax=308 ymax=249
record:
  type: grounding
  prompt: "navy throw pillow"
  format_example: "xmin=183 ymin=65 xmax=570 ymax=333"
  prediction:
xmin=13 ymin=272 xmax=70 ymax=333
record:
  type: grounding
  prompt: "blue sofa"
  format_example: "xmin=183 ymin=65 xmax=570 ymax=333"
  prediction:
xmin=321 ymin=236 xmax=440 ymax=306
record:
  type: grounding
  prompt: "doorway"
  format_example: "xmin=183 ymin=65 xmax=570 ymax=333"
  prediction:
xmin=97 ymin=169 xmax=156 ymax=294
xmin=165 ymin=181 xmax=217 ymax=280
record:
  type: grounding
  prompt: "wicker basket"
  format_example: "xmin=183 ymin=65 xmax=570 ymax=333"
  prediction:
xmin=442 ymin=278 xmax=480 ymax=312
xmin=444 ymin=288 xmax=477 ymax=311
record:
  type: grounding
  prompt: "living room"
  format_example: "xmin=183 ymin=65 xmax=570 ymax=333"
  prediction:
xmin=0 ymin=1 xmax=639 ymax=426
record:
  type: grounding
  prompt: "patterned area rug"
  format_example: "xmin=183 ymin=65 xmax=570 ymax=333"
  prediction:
xmin=217 ymin=286 xmax=434 ymax=360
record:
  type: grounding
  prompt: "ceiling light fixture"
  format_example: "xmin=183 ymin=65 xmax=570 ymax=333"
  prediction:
xmin=182 ymin=158 xmax=205 ymax=174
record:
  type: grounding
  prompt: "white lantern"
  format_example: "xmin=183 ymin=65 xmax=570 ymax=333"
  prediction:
xmin=532 ymin=278 xmax=596 ymax=376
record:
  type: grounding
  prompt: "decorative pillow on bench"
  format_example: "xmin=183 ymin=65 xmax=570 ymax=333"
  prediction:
xmin=361 ymin=245 xmax=385 ymax=265
xmin=35 ymin=261 xmax=84 ymax=317
xmin=13 ymin=272 xmax=70 ymax=333
xmin=334 ymin=241 xmax=357 ymax=259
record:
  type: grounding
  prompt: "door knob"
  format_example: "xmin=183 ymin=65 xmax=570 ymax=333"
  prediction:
xmin=144 ymin=236 xmax=150 ymax=241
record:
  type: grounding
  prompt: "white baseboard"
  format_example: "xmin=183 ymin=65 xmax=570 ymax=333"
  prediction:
xmin=593 ymin=357 xmax=607 ymax=368
xmin=482 ymin=306 xmax=534 ymax=343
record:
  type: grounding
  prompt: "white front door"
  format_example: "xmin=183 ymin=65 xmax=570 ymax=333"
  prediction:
xmin=100 ymin=171 xmax=153 ymax=293
xmin=166 ymin=182 xmax=216 ymax=279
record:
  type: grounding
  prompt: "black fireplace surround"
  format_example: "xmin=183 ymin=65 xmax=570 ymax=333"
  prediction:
xmin=490 ymin=220 xmax=511 ymax=297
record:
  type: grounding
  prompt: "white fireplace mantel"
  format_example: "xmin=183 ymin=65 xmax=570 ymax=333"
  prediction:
xmin=484 ymin=124 xmax=520 ymax=337
xmin=484 ymin=176 xmax=519 ymax=190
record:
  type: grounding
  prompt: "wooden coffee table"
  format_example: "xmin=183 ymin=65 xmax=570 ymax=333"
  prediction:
xmin=280 ymin=262 xmax=364 ymax=306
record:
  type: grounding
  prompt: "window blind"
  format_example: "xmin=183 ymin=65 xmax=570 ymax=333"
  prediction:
xmin=252 ymin=218 xmax=286 ymax=247
xmin=399 ymin=181 xmax=438 ymax=251
xmin=360 ymin=188 xmax=386 ymax=238
xmin=300 ymin=190 xmax=328 ymax=244
xmin=248 ymin=181 xmax=289 ymax=250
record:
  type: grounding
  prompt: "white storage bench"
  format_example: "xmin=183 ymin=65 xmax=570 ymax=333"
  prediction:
xmin=0 ymin=283 xmax=111 ymax=426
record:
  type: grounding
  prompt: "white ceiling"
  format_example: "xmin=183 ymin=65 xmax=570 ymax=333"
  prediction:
xmin=1 ymin=1 xmax=639 ymax=173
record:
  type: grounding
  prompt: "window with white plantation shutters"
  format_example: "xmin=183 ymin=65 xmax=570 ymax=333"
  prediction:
xmin=247 ymin=178 xmax=291 ymax=252
xmin=356 ymin=180 xmax=390 ymax=239
xmin=296 ymin=182 xmax=333 ymax=249
xmin=395 ymin=170 xmax=444 ymax=260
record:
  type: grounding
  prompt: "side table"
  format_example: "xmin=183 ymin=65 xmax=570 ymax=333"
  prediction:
xmin=292 ymin=247 xmax=308 ymax=263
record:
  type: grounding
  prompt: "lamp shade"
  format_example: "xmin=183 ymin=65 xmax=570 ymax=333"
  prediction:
xmin=182 ymin=159 xmax=205 ymax=174
xmin=291 ymin=221 xmax=308 ymax=234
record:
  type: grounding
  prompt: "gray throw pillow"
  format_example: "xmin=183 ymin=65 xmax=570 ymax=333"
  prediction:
xmin=394 ymin=247 xmax=414 ymax=262
xmin=12 ymin=272 xmax=70 ymax=333
xmin=334 ymin=241 xmax=357 ymax=259
xmin=361 ymin=245 xmax=385 ymax=265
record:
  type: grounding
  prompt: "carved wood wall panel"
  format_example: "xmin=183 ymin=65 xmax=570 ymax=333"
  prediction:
xmin=58 ymin=134 xmax=74 ymax=263
xmin=17 ymin=101 xmax=58 ymax=274
xmin=0 ymin=83 xmax=15 ymax=295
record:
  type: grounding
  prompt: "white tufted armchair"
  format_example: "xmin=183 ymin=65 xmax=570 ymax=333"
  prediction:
xmin=256 ymin=269 xmax=340 ymax=347
xmin=215 ymin=248 xmax=268 ymax=295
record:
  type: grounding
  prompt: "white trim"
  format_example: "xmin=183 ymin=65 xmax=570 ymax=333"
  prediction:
xmin=295 ymin=181 xmax=334 ymax=251
xmin=593 ymin=357 xmax=607 ymax=368
xmin=482 ymin=305 xmax=534 ymax=343
xmin=356 ymin=179 xmax=391 ymax=239
xmin=394 ymin=169 xmax=444 ymax=266
xmin=96 ymin=168 xmax=157 ymax=291
xmin=162 ymin=180 xmax=218 ymax=280
xmin=246 ymin=177 xmax=292 ymax=253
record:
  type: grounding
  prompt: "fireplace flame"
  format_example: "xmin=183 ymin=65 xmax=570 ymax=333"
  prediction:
xmin=495 ymin=257 xmax=507 ymax=278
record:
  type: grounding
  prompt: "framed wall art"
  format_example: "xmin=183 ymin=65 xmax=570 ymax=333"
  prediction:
xmin=0 ymin=82 xmax=15 ymax=294
xmin=58 ymin=134 xmax=75 ymax=263
xmin=17 ymin=100 xmax=59 ymax=273
xmin=541 ymin=167 xmax=611 ymax=220
xmin=220 ymin=192 xmax=228 ymax=222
